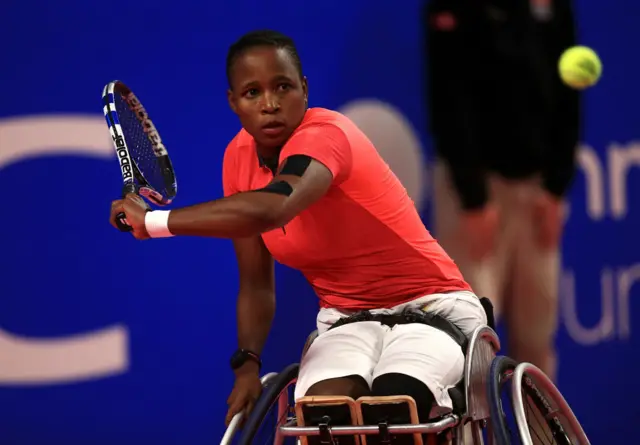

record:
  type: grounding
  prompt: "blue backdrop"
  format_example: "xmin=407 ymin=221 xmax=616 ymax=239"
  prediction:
xmin=0 ymin=1 xmax=638 ymax=443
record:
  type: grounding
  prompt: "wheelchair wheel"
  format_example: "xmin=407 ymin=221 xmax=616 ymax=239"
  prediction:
xmin=487 ymin=356 xmax=588 ymax=445
xmin=237 ymin=363 xmax=300 ymax=445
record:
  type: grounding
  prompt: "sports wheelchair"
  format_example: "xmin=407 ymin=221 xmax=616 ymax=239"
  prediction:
xmin=221 ymin=299 xmax=589 ymax=445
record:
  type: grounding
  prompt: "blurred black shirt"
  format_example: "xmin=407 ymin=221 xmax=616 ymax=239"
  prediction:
xmin=424 ymin=0 xmax=581 ymax=210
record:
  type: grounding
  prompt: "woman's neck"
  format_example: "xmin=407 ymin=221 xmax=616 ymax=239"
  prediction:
xmin=257 ymin=145 xmax=282 ymax=174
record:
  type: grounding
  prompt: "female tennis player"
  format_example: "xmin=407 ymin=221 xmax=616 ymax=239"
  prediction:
xmin=109 ymin=30 xmax=487 ymax=427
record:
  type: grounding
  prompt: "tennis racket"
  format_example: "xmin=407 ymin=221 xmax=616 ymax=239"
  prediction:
xmin=102 ymin=80 xmax=177 ymax=232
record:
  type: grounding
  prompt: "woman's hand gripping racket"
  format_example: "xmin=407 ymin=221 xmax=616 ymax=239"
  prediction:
xmin=102 ymin=80 xmax=177 ymax=231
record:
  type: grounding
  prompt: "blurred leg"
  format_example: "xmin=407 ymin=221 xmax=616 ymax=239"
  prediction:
xmin=503 ymin=180 xmax=560 ymax=381
xmin=432 ymin=161 xmax=509 ymax=319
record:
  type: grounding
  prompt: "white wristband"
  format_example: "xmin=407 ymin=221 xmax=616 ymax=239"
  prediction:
xmin=144 ymin=210 xmax=174 ymax=238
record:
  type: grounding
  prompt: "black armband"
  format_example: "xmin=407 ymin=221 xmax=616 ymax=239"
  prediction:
xmin=279 ymin=154 xmax=312 ymax=177
xmin=254 ymin=180 xmax=293 ymax=197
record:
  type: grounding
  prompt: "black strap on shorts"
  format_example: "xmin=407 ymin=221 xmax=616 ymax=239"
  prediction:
xmin=327 ymin=308 xmax=468 ymax=352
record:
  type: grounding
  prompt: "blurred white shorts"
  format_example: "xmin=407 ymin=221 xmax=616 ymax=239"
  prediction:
xmin=294 ymin=291 xmax=487 ymax=410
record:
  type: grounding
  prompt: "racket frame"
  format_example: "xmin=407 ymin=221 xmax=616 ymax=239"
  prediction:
xmin=102 ymin=80 xmax=177 ymax=206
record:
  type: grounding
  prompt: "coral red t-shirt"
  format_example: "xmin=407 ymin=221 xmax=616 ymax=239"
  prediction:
xmin=222 ymin=108 xmax=471 ymax=309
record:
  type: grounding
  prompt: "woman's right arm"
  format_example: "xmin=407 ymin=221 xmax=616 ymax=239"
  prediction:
xmin=225 ymin=235 xmax=275 ymax=426
xmin=233 ymin=235 xmax=275 ymax=374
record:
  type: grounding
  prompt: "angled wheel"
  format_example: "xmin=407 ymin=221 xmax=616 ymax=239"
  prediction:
xmin=220 ymin=372 xmax=279 ymax=445
xmin=237 ymin=363 xmax=300 ymax=445
xmin=487 ymin=356 xmax=588 ymax=445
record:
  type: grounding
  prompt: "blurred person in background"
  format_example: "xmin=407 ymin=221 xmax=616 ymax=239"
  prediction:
xmin=423 ymin=0 xmax=580 ymax=381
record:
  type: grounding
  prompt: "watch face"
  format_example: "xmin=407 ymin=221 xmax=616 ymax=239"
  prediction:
xmin=230 ymin=350 xmax=246 ymax=369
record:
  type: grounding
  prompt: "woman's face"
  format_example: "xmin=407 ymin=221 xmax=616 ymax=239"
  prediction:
xmin=227 ymin=46 xmax=308 ymax=151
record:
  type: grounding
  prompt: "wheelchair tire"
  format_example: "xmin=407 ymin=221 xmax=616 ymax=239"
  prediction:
xmin=487 ymin=356 xmax=572 ymax=445
xmin=237 ymin=363 xmax=300 ymax=445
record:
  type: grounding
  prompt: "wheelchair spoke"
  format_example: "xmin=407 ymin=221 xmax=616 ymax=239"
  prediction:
xmin=523 ymin=392 xmax=553 ymax=444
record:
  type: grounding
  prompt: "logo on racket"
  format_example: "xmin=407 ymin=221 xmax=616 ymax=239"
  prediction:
xmin=112 ymin=133 xmax=133 ymax=180
xmin=125 ymin=92 xmax=168 ymax=157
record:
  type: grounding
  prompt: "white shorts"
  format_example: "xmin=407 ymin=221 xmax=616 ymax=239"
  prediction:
xmin=294 ymin=291 xmax=487 ymax=411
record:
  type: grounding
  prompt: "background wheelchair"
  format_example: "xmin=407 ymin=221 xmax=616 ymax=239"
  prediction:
xmin=221 ymin=299 xmax=589 ymax=445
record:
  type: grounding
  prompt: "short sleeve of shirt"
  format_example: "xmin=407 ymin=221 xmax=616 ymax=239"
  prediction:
xmin=222 ymin=141 xmax=239 ymax=197
xmin=280 ymin=123 xmax=353 ymax=184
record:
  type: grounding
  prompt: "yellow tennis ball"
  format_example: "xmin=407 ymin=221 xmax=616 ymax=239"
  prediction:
xmin=558 ymin=46 xmax=602 ymax=89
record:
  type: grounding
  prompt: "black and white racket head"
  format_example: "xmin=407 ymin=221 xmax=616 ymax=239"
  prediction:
xmin=102 ymin=80 xmax=177 ymax=206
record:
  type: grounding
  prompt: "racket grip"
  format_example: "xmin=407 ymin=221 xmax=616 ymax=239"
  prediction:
xmin=116 ymin=183 xmax=138 ymax=232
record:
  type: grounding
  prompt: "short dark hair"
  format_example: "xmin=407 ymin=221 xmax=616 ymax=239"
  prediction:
xmin=226 ymin=30 xmax=303 ymax=89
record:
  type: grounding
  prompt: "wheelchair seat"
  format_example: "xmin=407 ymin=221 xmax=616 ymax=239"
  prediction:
xmin=300 ymin=296 xmax=496 ymax=419
xmin=303 ymin=333 xmax=468 ymax=419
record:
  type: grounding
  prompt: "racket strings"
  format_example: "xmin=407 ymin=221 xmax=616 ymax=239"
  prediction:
xmin=114 ymin=93 xmax=167 ymax=193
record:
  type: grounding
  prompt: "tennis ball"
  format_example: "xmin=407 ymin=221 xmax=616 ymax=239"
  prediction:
xmin=558 ymin=46 xmax=602 ymax=90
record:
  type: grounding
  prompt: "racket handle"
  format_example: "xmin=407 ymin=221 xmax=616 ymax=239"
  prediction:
xmin=116 ymin=183 xmax=138 ymax=232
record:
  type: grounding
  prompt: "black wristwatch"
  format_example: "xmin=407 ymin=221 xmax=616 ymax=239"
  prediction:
xmin=230 ymin=349 xmax=262 ymax=370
